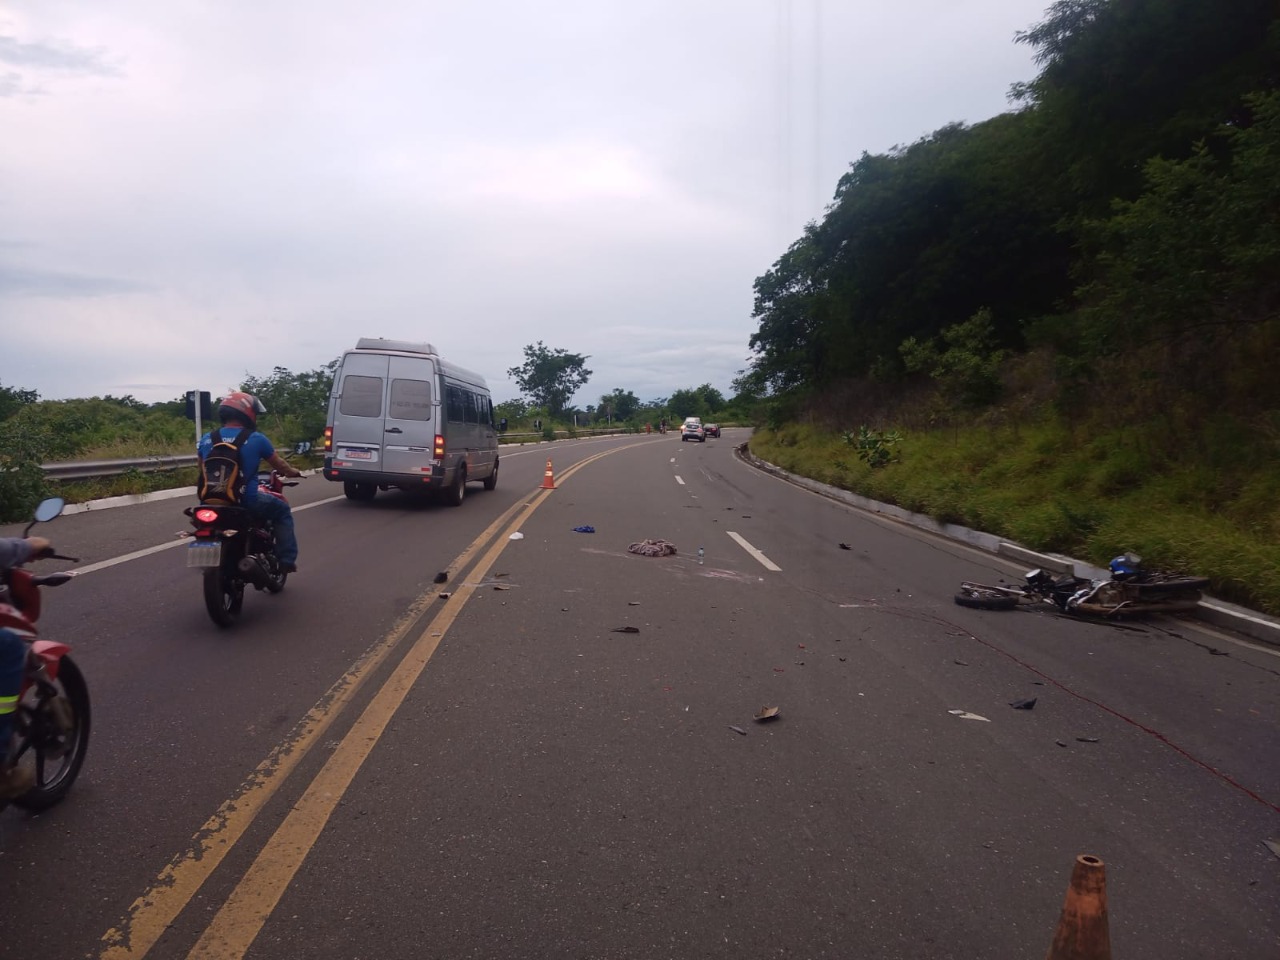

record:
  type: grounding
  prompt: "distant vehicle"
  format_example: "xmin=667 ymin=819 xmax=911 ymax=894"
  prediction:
xmin=682 ymin=416 xmax=701 ymax=427
xmin=703 ymin=423 xmax=721 ymax=438
xmin=681 ymin=421 xmax=706 ymax=442
xmin=322 ymin=338 xmax=499 ymax=505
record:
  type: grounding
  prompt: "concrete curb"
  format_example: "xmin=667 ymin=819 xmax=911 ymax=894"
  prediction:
xmin=736 ymin=442 xmax=1280 ymax=649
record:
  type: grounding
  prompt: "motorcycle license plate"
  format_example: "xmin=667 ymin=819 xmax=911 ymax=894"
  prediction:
xmin=187 ymin=541 xmax=222 ymax=567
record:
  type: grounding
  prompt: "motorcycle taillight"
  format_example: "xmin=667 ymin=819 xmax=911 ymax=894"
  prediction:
xmin=195 ymin=508 xmax=219 ymax=524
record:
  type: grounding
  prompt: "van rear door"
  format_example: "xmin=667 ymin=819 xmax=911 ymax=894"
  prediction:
xmin=381 ymin=355 xmax=438 ymax=476
xmin=331 ymin=352 xmax=388 ymax=475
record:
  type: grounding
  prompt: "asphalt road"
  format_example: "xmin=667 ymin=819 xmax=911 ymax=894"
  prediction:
xmin=2 ymin=429 xmax=1277 ymax=959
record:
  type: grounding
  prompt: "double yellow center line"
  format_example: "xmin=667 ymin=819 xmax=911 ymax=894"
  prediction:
xmin=99 ymin=448 xmax=622 ymax=960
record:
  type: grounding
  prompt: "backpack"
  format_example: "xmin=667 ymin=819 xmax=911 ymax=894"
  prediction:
xmin=198 ymin=426 xmax=254 ymax=505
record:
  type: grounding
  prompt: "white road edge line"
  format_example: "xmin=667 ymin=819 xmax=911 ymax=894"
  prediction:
xmin=675 ymin=476 xmax=685 ymax=486
xmin=727 ymin=531 xmax=781 ymax=572
xmin=72 ymin=496 xmax=345 ymax=577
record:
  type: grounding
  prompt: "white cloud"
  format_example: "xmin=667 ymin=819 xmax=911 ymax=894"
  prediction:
xmin=0 ymin=0 xmax=1048 ymax=406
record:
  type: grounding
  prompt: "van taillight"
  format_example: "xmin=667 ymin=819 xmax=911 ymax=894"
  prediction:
xmin=434 ymin=434 xmax=445 ymax=458
xmin=324 ymin=426 xmax=332 ymax=452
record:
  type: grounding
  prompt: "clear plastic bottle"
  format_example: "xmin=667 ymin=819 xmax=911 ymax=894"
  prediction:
xmin=698 ymin=546 xmax=704 ymax=565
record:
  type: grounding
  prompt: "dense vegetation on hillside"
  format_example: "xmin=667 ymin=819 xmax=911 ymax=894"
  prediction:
xmin=742 ymin=0 xmax=1280 ymax=614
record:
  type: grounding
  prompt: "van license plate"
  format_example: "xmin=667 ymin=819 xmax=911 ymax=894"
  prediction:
xmin=187 ymin=542 xmax=222 ymax=567
xmin=342 ymin=449 xmax=373 ymax=460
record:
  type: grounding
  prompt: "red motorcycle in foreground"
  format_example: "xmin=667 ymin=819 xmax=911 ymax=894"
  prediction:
xmin=184 ymin=471 xmax=299 ymax=627
xmin=0 ymin=497 xmax=90 ymax=813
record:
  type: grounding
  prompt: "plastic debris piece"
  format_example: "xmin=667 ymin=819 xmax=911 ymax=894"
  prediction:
xmin=954 ymin=660 xmax=969 ymax=666
xmin=729 ymin=725 xmax=747 ymax=736
xmin=438 ymin=592 xmax=451 ymax=599
xmin=573 ymin=525 xmax=596 ymax=533
xmin=839 ymin=657 xmax=847 ymax=662
xmin=798 ymin=643 xmax=806 ymax=649
xmin=1264 ymin=839 xmax=1280 ymax=860
xmin=773 ymin=667 xmax=785 ymax=673
xmin=839 ymin=543 xmax=852 ymax=550
xmin=627 ymin=601 xmax=640 ymax=606
xmin=948 ymin=710 xmax=990 ymax=722
xmin=509 ymin=532 xmax=524 ymax=540
xmin=611 ymin=626 xmax=640 ymax=634
xmin=628 ymin=538 xmax=677 ymax=557
xmin=1076 ymin=737 xmax=1100 ymax=743
xmin=754 ymin=706 xmax=780 ymax=721
xmin=494 ymin=572 xmax=510 ymax=577
xmin=1009 ymin=698 xmax=1037 ymax=710
xmin=493 ymin=584 xmax=511 ymax=591
xmin=433 ymin=571 xmax=448 ymax=584
xmin=1056 ymin=740 xmax=1068 ymax=748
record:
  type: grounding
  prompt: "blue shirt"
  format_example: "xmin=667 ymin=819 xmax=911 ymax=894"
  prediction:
xmin=197 ymin=426 xmax=276 ymax=504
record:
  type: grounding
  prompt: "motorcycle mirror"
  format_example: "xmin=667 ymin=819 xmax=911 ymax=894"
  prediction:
xmin=24 ymin=497 xmax=66 ymax=535
xmin=32 ymin=497 xmax=66 ymax=523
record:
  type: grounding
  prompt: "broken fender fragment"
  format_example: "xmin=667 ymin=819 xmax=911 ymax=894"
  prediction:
xmin=948 ymin=709 xmax=990 ymax=722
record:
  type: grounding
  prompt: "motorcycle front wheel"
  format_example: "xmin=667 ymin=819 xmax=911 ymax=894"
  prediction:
xmin=13 ymin=655 xmax=92 ymax=812
xmin=203 ymin=567 xmax=244 ymax=627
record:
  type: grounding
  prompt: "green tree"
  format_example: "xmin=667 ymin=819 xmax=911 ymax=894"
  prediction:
xmin=241 ymin=361 xmax=337 ymax=446
xmin=598 ymin=388 xmax=640 ymax=422
xmin=0 ymin=382 xmax=39 ymax=422
xmin=506 ymin=342 xmax=592 ymax=416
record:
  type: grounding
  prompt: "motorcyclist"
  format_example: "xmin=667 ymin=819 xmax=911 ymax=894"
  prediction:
xmin=197 ymin=392 xmax=304 ymax=573
xmin=0 ymin=535 xmax=52 ymax=800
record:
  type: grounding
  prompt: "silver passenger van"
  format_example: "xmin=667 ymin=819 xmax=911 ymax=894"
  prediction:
xmin=322 ymin=338 xmax=499 ymax=504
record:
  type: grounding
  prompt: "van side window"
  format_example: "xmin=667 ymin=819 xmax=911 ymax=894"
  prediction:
xmin=389 ymin=379 xmax=432 ymax=421
xmin=464 ymin=390 xmax=480 ymax=424
xmin=340 ymin=376 xmax=383 ymax=418
xmin=446 ymin=384 xmax=467 ymax=423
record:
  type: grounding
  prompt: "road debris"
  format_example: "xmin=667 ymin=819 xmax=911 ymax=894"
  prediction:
xmin=1264 ymin=839 xmax=1280 ymax=860
xmin=433 ymin=571 xmax=448 ymax=584
xmin=954 ymin=659 xmax=969 ymax=666
xmin=1056 ymin=740 xmax=1068 ymax=748
xmin=948 ymin=710 xmax=990 ymax=722
xmin=754 ymin=706 xmax=780 ymax=721
xmin=611 ymin=626 xmax=640 ymax=634
xmin=839 ymin=542 xmax=851 ymax=550
xmin=628 ymin=539 xmax=677 ymax=556
xmin=573 ymin=525 xmax=596 ymax=533
xmin=1076 ymin=737 xmax=1100 ymax=743
xmin=509 ymin=532 xmax=524 ymax=540
xmin=438 ymin=592 xmax=451 ymax=599
xmin=493 ymin=584 xmax=511 ymax=591
xmin=1009 ymin=698 xmax=1038 ymax=710
xmin=729 ymin=725 xmax=747 ymax=736
xmin=627 ymin=601 xmax=640 ymax=606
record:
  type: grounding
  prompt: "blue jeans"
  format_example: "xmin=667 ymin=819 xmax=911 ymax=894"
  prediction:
xmin=0 ymin=628 xmax=26 ymax=763
xmin=246 ymin=495 xmax=298 ymax=566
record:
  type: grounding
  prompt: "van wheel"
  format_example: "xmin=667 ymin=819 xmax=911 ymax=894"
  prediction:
xmin=344 ymin=481 xmax=377 ymax=502
xmin=444 ymin=466 xmax=466 ymax=506
xmin=483 ymin=460 xmax=499 ymax=491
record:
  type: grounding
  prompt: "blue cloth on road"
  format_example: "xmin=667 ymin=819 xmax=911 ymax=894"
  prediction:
xmin=572 ymin=525 xmax=595 ymax=533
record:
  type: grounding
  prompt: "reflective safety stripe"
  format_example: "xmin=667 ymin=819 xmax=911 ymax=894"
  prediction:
xmin=0 ymin=694 xmax=18 ymax=716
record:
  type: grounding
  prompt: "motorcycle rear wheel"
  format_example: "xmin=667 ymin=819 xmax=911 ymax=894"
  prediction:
xmin=203 ymin=567 xmax=244 ymax=627
xmin=12 ymin=656 xmax=91 ymax=812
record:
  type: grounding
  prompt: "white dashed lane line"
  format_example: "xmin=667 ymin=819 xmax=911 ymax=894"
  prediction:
xmin=727 ymin=531 xmax=781 ymax=572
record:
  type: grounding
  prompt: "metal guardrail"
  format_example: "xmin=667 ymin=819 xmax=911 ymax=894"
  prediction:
xmin=40 ymin=428 xmax=636 ymax=480
xmin=41 ymin=454 xmax=200 ymax=481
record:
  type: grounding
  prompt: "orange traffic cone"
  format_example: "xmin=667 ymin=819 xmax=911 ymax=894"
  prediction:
xmin=540 ymin=458 xmax=556 ymax=490
xmin=1045 ymin=855 xmax=1111 ymax=960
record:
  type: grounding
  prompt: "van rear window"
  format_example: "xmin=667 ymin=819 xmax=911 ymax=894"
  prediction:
xmin=390 ymin=379 xmax=432 ymax=421
xmin=340 ymin=376 xmax=383 ymax=418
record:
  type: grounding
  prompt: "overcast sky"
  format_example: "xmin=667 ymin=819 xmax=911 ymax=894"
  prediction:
xmin=1 ymin=1 xmax=1048 ymax=410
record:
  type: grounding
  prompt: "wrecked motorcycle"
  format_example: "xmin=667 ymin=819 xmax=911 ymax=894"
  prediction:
xmin=955 ymin=553 xmax=1209 ymax=618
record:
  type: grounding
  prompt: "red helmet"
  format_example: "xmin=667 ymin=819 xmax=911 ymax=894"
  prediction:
xmin=218 ymin=391 xmax=266 ymax=426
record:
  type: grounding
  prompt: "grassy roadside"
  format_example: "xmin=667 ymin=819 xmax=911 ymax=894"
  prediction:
xmin=749 ymin=420 xmax=1280 ymax=618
